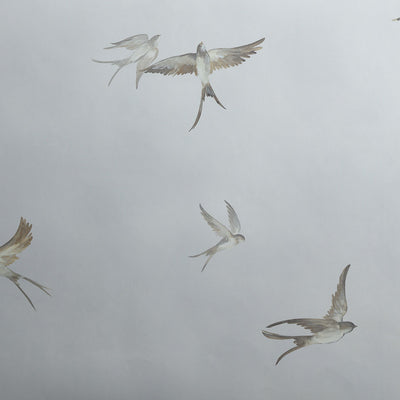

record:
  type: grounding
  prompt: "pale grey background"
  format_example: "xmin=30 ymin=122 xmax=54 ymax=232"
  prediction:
xmin=0 ymin=0 xmax=400 ymax=398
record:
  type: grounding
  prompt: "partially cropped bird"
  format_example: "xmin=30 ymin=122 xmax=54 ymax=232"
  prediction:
xmin=0 ymin=218 xmax=50 ymax=309
xmin=262 ymin=265 xmax=356 ymax=365
xmin=393 ymin=17 xmax=400 ymax=21
xmin=93 ymin=34 xmax=160 ymax=88
xmin=190 ymin=201 xmax=245 ymax=272
xmin=143 ymin=38 xmax=265 ymax=131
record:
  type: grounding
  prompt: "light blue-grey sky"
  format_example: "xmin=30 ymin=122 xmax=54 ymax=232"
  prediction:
xmin=1 ymin=0 xmax=400 ymax=399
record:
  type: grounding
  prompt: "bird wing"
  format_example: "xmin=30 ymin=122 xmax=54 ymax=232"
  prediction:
xmin=224 ymin=200 xmax=241 ymax=233
xmin=324 ymin=265 xmax=350 ymax=322
xmin=199 ymin=204 xmax=231 ymax=238
xmin=267 ymin=318 xmax=335 ymax=334
xmin=208 ymin=38 xmax=265 ymax=73
xmin=105 ymin=34 xmax=149 ymax=50
xmin=143 ymin=53 xmax=197 ymax=76
xmin=0 ymin=218 xmax=32 ymax=267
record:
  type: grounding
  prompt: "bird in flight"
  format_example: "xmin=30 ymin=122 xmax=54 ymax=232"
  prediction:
xmin=143 ymin=38 xmax=265 ymax=131
xmin=0 ymin=218 xmax=50 ymax=309
xmin=393 ymin=17 xmax=400 ymax=21
xmin=93 ymin=34 xmax=160 ymax=88
xmin=190 ymin=201 xmax=245 ymax=271
xmin=262 ymin=265 xmax=356 ymax=365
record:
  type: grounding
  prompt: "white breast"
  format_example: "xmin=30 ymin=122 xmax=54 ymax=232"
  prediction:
xmin=313 ymin=327 xmax=345 ymax=344
xmin=196 ymin=52 xmax=211 ymax=85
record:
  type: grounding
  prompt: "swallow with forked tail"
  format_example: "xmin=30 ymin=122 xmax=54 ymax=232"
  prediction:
xmin=144 ymin=38 xmax=265 ymax=131
xmin=262 ymin=265 xmax=356 ymax=365
xmin=0 ymin=218 xmax=50 ymax=309
xmin=190 ymin=201 xmax=245 ymax=271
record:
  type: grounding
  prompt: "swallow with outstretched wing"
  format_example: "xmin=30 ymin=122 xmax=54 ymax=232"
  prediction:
xmin=144 ymin=38 xmax=265 ymax=131
xmin=190 ymin=201 xmax=245 ymax=272
xmin=0 ymin=218 xmax=50 ymax=309
xmin=262 ymin=265 xmax=356 ymax=365
xmin=93 ymin=34 xmax=160 ymax=88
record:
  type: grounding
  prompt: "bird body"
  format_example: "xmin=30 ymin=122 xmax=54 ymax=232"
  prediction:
xmin=93 ymin=34 xmax=160 ymax=88
xmin=196 ymin=43 xmax=211 ymax=85
xmin=144 ymin=38 xmax=264 ymax=130
xmin=190 ymin=201 xmax=245 ymax=271
xmin=262 ymin=265 xmax=356 ymax=365
xmin=0 ymin=218 xmax=50 ymax=309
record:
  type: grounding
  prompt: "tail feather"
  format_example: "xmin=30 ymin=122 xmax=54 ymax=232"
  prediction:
xmin=136 ymin=70 xmax=144 ymax=89
xmin=189 ymin=87 xmax=206 ymax=132
xmin=204 ymin=83 xmax=226 ymax=109
xmin=22 ymin=276 xmax=51 ymax=297
xmin=7 ymin=269 xmax=50 ymax=310
xmin=275 ymin=346 xmax=304 ymax=365
xmin=107 ymin=66 xmax=124 ymax=86
xmin=189 ymin=249 xmax=208 ymax=258
xmin=262 ymin=330 xmax=309 ymax=365
xmin=12 ymin=280 xmax=36 ymax=310
xmin=189 ymin=83 xmax=225 ymax=132
xmin=92 ymin=59 xmax=115 ymax=64
xmin=189 ymin=246 xmax=217 ymax=272
xmin=200 ymin=254 xmax=214 ymax=272
xmin=92 ymin=58 xmax=132 ymax=86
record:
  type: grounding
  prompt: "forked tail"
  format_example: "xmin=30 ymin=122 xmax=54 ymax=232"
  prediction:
xmin=189 ymin=246 xmax=217 ymax=272
xmin=204 ymin=83 xmax=225 ymax=109
xmin=262 ymin=330 xmax=310 ymax=365
xmin=189 ymin=83 xmax=226 ymax=132
xmin=7 ymin=269 xmax=51 ymax=310
xmin=92 ymin=58 xmax=132 ymax=86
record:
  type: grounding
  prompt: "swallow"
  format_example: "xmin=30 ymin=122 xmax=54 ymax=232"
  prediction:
xmin=190 ymin=201 xmax=245 ymax=272
xmin=262 ymin=265 xmax=356 ymax=365
xmin=0 ymin=218 xmax=50 ymax=309
xmin=93 ymin=34 xmax=160 ymax=88
xmin=143 ymin=38 xmax=265 ymax=131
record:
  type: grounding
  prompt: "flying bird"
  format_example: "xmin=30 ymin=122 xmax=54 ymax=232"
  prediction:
xmin=190 ymin=201 xmax=245 ymax=271
xmin=262 ymin=265 xmax=356 ymax=365
xmin=93 ymin=34 xmax=160 ymax=88
xmin=143 ymin=38 xmax=265 ymax=131
xmin=0 ymin=218 xmax=50 ymax=309
xmin=393 ymin=17 xmax=400 ymax=21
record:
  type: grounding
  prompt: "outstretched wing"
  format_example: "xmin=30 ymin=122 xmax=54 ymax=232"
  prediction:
xmin=267 ymin=318 xmax=335 ymax=334
xmin=324 ymin=264 xmax=351 ymax=322
xmin=0 ymin=218 xmax=32 ymax=267
xmin=143 ymin=53 xmax=197 ymax=76
xmin=199 ymin=204 xmax=231 ymax=238
xmin=105 ymin=34 xmax=149 ymax=50
xmin=208 ymin=38 xmax=265 ymax=73
xmin=224 ymin=200 xmax=241 ymax=234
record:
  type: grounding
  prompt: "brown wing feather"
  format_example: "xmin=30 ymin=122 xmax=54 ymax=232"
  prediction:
xmin=0 ymin=218 xmax=33 ymax=266
xmin=143 ymin=53 xmax=197 ymax=76
xmin=267 ymin=318 xmax=335 ymax=333
xmin=208 ymin=38 xmax=265 ymax=73
xmin=324 ymin=265 xmax=350 ymax=322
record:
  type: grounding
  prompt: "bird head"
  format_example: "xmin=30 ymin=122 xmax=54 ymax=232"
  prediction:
xmin=349 ymin=322 xmax=357 ymax=330
xmin=197 ymin=42 xmax=206 ymax=53
xmin=341 ymin=321 xmax=357 ymax=333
